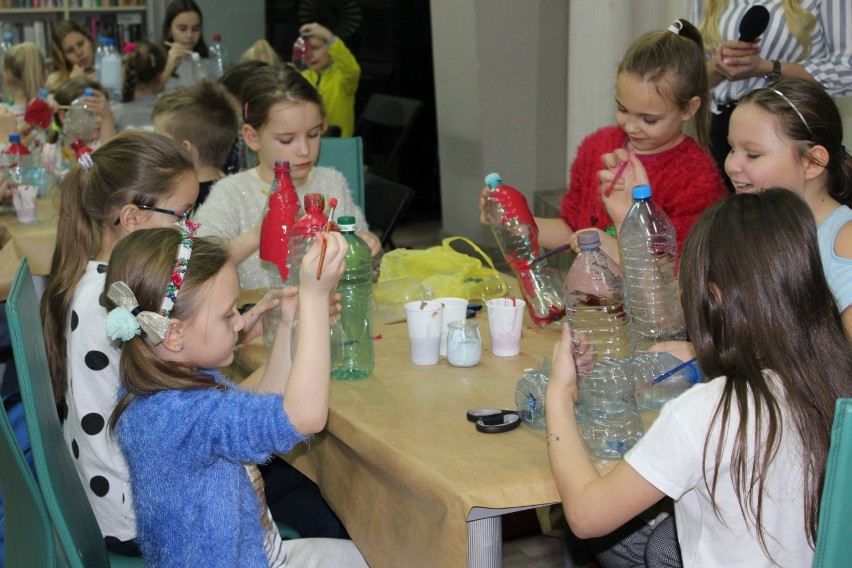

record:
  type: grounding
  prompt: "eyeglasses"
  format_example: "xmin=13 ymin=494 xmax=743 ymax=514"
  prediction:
xmin=113 ymin=204 xmax=193 ymax=225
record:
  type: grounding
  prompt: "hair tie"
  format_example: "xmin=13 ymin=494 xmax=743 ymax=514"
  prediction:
xmin=840 ymin=144 xmax=848 ymax=155
xmin=122 ymin=41 xmax=137 ymax=55
xmin=243 ymin=102 xmax=249 ymax=120
xmin=106 ymin=281 xmax=171 ymax=344
xmin=77 ymin=152 xmax=93 ymax=171
xmin=668 ymin=20 xmax=682 ymax=35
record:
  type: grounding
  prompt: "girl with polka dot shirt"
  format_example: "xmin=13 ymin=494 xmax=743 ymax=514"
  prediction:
xmin=40 ymin=131 xmax=201 ymax=555
xmin=104 ymin=227 xmax=367 ymax=567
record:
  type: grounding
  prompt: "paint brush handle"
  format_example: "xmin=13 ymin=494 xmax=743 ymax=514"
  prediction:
xmin=604 ymin=160 xmax=630 ymax=198
xmin=531 ymin=243 xmax=573 ymax=264
xmin=315 ymin=198 xmax=338 ymax=280
xmin=635 ymin=357 xmax=698 ymax=395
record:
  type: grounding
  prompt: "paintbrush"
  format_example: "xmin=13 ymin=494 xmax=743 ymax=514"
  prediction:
xmin=316 ymin=197 xmax=339 ymax=279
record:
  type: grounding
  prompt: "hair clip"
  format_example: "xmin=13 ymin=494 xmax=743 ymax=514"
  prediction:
xmin=122 ymin=41 xmax=138 ymax=55
xmin=159 ymin=221 xmax=200 ymax=318
xmin=668 ymin=20 xmax=682 ymax=35
xmin=106 ymin=281 xmax=171 ymax=344
xmin=243 ymin=102 xmax=249 ymax=119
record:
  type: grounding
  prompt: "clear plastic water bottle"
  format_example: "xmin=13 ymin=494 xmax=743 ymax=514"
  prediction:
xmin=624 ymin=352 xmax=702 ymax=410
xmin=94 ymin=36 xmax=107 ymax=76
xmin=332 ymin=216 xmax=375 ymax=380
xmin=483 ymin=172 xmax=565 ymax=326
xmin=259 ymin=161 xmax=302 ymax=285
xmin=619 ymin=184 xmax=686 ymax=349
xmin=3 ymin=133 xmax=48 ymax=204
xmin=514 ymin=360 xmax=551 ymax=429
xmin=98 ymin=38 xmax=122 ymax=101
xmin=0 ymin=32 xmax=14 ymax=93
xmin=565 ymin=230 xmax=641 ymax=459
xmin=292 ymin=35 xmax=312 ymax=71
xmin=208 ymin=33 xmax=230 ymax=79
xmin=56 ymin=88 xmax=97 ymax=177
xmin=190 ymin=52 xmax=208 ymax=82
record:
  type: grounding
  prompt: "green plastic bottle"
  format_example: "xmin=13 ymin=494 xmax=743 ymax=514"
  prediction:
xmin=331 ymin=216 xmax=374 ymax=380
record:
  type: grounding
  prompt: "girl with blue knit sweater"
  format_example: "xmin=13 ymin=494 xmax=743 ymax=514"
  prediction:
xmin=103 ymin=226 xmax=367 ymax=567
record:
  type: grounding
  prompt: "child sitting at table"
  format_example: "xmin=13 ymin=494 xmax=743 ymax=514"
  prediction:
xmin=104 ymin=226 xmax=368 ymax=567
xmin=152 ymin=80 xmax=239 ymax=209
xmin=193 ymin=63 xmax=379 ymax=289
xmin=110 ymin=41 xmax=167 ymax=132
xmin=546 ymin=189 xmax=852 ymax=567
xmin=480 ymin=19 xmax=726 ymax=261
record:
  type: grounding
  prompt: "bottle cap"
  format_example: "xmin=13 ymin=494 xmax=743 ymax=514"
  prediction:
xmin=484 ymin=172 xmax=502 ymax=188
xmin=83 ymin=87 xmax=93 ymax=97
xmin=213 ymin=33 xmax=222 ymax=41
xmin=632 ymin=184 xmax=652 ymax=199
xmin=8 ymin=133 xmax=20 ymax=143
xmin=37 ymin=87 xmax=49 ymax=99
xmin=577 ymin=230 xmax=601 ymax=250
xmin=337 ymin=216 xmax=356 ymax=231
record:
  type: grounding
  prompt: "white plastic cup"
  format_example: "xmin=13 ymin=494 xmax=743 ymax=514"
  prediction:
xmin=404 ymin=300 xmax=443 ymax=365
xmin=435 ymin=297 xmax=468 ymax=356
xmin=486 ymin=298 xmax=526 ymax=356
xmin=11 ymin=183 xmax=37 ymax=223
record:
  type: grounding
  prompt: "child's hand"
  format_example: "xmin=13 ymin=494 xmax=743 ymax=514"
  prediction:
xmin=70 ymin=63 xmax=89 ymax=79
xmin=357 ymin=230 xmax=383 ymax=258
xmin=82 ymin=90 xmax=112 ymax=120
xmin=0 ymin=172 xmax=11 ymax=201
xmin=479 ymin=186 xmax=490 ymax=225
xmin=299 ymin=22 xmax=334 ymax=45
xmin=300 ymin=232 xmax=348 ymax=295
xmin=238 ymin=289 xmax=284 ymax=345
xmin=547 ymin=323 xmax=580 ymax=401
xmin=0 ymin=107 xmax=16 ymax=141
xmin=598 ymin=149 xmax=647 ymax=229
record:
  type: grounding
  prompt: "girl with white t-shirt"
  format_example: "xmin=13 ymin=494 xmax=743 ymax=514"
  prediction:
xmin=546 ymin=189 xmax=852 ymax=567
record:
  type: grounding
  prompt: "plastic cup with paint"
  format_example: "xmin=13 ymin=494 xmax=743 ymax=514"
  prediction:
xmin=435 ymin=297 xmax=468 ymax=356
xmin=486 ymin=298 xmax=526 ymax=356
xmin=404 ymin=300 xmax=443 ymax=365
xmin=11 ymin=182 xmax=38 ymax=223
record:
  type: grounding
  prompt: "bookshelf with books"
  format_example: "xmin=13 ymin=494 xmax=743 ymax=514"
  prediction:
xmin=0 ymin=1 xmax=148 ymax=58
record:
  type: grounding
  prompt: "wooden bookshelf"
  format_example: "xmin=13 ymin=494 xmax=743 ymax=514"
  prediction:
xmin=0 ymin=1 xmax=149 ymax=55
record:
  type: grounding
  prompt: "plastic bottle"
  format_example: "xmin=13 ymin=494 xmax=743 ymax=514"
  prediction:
xmin=3 ymin=133 xmax=47 ymax=202
xmin=618 ymin=184 xmax=686 ymax=348
xmin=565 ymin=230 xmax=642 ymax=459
xmin=332 ymin=216 xmax=375 ymax=380
xmin=514 ymin=359 xmax=551 ymax=429
xmin=483 ymin=172 xmax=565 ymax=326
xmin=284 ymin=193 xmax=338 ymax=286
xmin=292 ymin=35 xmax=312 ymax=71
xmin=622 ymin=352 xmax=702 ymax=410
xmin=94 ymin=36 xmax=107 ymax=76
xmin=208 ymin=33 xmax=230 ymax=79
xmin=259 ymin=161 xmax=302 ymax=285
xmin=56 ymin=88 xmax=97 ymax=177
xmin=190 ymin=52 xmax=208 ymax=82
xmin=98 ymin=38 xmax=122 ymax=101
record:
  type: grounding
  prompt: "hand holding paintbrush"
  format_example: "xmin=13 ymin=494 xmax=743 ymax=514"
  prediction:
xmin=316 ymin=197 xmax=339 ymax=280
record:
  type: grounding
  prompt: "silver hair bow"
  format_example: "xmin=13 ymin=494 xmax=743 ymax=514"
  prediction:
xmin=106 ymin=281 xmax=171 ymax=345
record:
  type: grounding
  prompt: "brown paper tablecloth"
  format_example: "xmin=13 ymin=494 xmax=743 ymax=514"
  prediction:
xmin=0 ymin=198 xmax=59 ymax=300
xmin=236 ymin=310 xmax=570 ymax=568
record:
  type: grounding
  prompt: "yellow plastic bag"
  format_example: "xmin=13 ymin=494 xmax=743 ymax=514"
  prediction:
xmin=378 ymin=237 xmax=508 ymax=301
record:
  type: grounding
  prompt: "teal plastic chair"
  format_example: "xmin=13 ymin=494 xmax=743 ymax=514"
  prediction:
xmin=814 ymin=398 xmax=852 ymax=567
xmin=318 ymin=136 xmax=365 ymax=209
xmin=0 ymin=395 xmax=64 ymax=567
xmin=6 ymin=259 xmax=144 ymax=568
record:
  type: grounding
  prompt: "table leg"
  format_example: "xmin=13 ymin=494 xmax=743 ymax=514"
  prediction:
xmin=467 ymin=515 xmax=502 ymax=568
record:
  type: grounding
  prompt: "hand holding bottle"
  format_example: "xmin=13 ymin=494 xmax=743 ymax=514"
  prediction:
xmin=598 ymin=149 xmax=647 ymax=230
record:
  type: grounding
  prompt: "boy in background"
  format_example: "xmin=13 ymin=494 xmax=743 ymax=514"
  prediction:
xmin=152 ymin=80 xmax=239 ymax=208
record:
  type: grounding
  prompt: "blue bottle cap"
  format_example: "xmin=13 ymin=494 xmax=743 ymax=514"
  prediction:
xmin=577 ymin=230 xmax=600 ymax=250
xmin=84 ymin=87 xmax=93 ymax=96
xmin=632 ymin=184 xmax=652 ymax=199
xmin=683 ymin=360 xmax=704 ymax=384
xmin=8 ymin=133 xmax=20 ymax=143
xmin=37 ymin=87 xmax=49 ymax=99
xmin=484 ymin=172 xmax=502 ymax=188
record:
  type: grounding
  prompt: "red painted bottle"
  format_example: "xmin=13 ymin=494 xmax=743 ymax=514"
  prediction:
xmin=260 ymin=161 xmax=301 ymax=283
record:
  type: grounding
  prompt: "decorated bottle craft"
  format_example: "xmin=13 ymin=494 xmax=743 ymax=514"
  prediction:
xmin=259 ymin=161 xmax=302 ymax=282
xmin=292 ymin=35 xmax=312 ymax=70
xmin=286 ymin=193 xmax=339 ymax=286
xmin=483 ymin=172 xmax=565 ymax=326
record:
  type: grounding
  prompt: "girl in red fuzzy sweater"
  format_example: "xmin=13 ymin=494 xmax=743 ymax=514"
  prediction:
xmin=538 ymin=19 xmax=726 ymax=261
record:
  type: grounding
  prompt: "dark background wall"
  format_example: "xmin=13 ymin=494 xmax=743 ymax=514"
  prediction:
xmin=266 ymin=0 xmax=440 ymax=220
